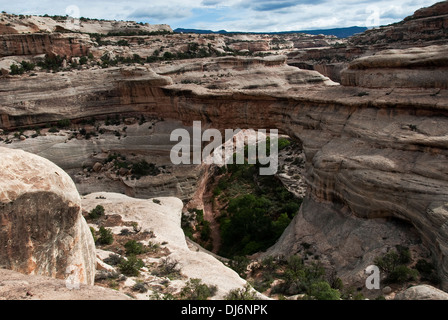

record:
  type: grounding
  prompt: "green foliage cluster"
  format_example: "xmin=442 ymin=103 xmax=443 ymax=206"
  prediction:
xmin=124 ymin=240 xmax=146 ymax=255
xmin=180 ymin=278 xmax=218 ymax=300
xmin=152 ymin=257 xmax=183 ymax=279
xmin=225 ymin=284 xmax=260 ymax=300
xmin=182 ymin=209 xmax=213 ymax=250
xmin=37 ymin=54 xmax=65 ymax=71
xmin=210 ymin=136 xmax=302 ymax=258
xmin=99 ymin=53 xmax=147 ymax=68
xmin=10 ymin=61 xmax=35 ymax=75
xmin=116 ymin=39 xmax=129 ymax=46
xmin=255 ymin=255 xmax=341 ymax=300
xmin=131 ymin=160 xmax=160 ymax=178
xmin=88 ymin=205 xmax=105 ymax=220
xmin=104 ymin=153 xmax=160 ymax=179
xmin=216 ymin=157 xmax=301 ymax=257
xmin=415 ymin=259 xmax=440 ymax=284
xmin=96 ymin=226 xmax=114 ymax=245
xmin=105 ymin=114 xmax=122 ymax=126
xmin=56 ymin=119 xmax=71 ymax=128
xmin=106 ymin=30 xmax=172 ymax=37
xmin=374 ymin=245 xmax=420 ymax=284
xmin=118 ymin=255 xmax=145 ymax=277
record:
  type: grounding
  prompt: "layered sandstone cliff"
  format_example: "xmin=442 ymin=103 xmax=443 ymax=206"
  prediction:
xmin=0 ymin=33 xmax=92 ymax=58
xmin=0 ymin=2 xmax=447 ymax=297
xmin=341 ymin=45 xmax=448 ymax=89
xmin=0 ymin=12 xmax=172 ymax=35
xmin=288 ymin=1 xmax=448 ymax=83
xmin=0 ymin=54 xmax=447 ymax=291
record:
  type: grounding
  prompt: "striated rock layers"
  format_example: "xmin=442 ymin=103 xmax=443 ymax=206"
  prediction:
xmin=341 ymin=45 xmax=448 ymax=89
xmin=288 ymin=1 xmax=448 ymax=83
xmin=1 ymin=53 xmax=448 ymax=290
xmin=0 ymin=147 xmax=96 ymax=285
xmin=0 ymin=33 xmax=92 ymax=58
xmin=0 ymin=12 xmax=172 ymax=35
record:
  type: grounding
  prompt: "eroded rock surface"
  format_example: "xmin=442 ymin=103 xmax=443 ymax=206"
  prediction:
xmin=0 ymin=268 xmax=130 ymax=300
xmin=82 ymin=192 xmax=260 ymax=300
xmin=395 ymin=284 xmax=448 ymax=300
xmin=341 ymin=45 xmax=448 ymax=89
xmin=1 ymin=54 xmax=448 ymax=291
xmin=0 ymin=147 xmax=96 ymax=285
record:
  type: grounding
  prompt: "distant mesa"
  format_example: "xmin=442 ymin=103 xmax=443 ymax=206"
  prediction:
xmin=174 ymin=26 xmax=368 ymax=38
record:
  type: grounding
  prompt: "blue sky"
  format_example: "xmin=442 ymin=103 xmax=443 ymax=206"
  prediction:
xmin=1 ymin=0 xmax=441 ymax=32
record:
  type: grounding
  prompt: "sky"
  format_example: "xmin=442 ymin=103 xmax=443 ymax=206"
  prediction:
xmin=0 ymin=0 xmax=441 ymax=32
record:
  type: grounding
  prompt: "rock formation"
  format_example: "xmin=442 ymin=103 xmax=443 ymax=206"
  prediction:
xmin=0 ymin=12 xmax=172 ymax=35
xmin=341 ymin=45 xmax=448 ymax=89
xmin=0 ymin=268 xmax=130 ymax=300
xmin=288 ymin=1 xmax=448 ymax=83
xmin=82 ymin=192 xmax=258 ymax=300
xmin=0 ymin=147 xmax=96 ymax=285
xmin=1 ymin=53 xmax=447 ymax=291
xmin=0 ymin=1 xmax=447 ymax=298
xmin=0 ymin=33 xmax=92 ymax=58
xmin=395 ymin=284 xmax=448 ymax=300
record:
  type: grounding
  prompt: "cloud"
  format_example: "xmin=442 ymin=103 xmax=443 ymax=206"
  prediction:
xmin=1 ymin=0 xmax=441 ymax=32
xmin=128 ymin=6 xmax=192 ymax=21
xmin=201 ymin=0 xmax=224 ymax=6
xmin=239 ymin=0 xmax=327 ymax=11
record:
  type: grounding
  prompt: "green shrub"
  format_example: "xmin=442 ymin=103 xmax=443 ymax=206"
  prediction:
xmin=57 ymin=119 xmax=71 ymax=128
xmin=228 ymin=256 xmax=250 ymax=278
xmin=306 ymin=281 xmax=341 ymax=300
xmin=152 ymin=257 xmax=182 ymax=279
xmin=79 ymin=56 xmax=88 ymax=65
xmin=374 ymin=246 xmax=419 ymax=284
xmin=20 ymin=60 xmax=35 ymax=72
xmin=88 ymin=205 xmax=105 ymax=220
xmin=118 ymin=255 xmax=144 ymax=277
xmin=180 ymin=278 xmax=218 ymax=300
xmin=124 ymin=240 xmax=145 ymax=256
xmin=387 ymin=265 xmax=419 ymax=284
xmin=103 ymin=253 xmax=122 ymax=266
xmin=225 ymin=284 xmax=259 ymax=300
xmin=37 ymin=54 xmax=65 ymax=71
xmin=10 ymin=61 xmax=36 ymax=75
xmin=131 ymin=160 xmax=160 ymax=178
xmin=200 ymin=221 xmax=212 ymax=242
xmin=97 ymin=226 xmax=114 ymax=245
xmin=278 ymin=137 xmax=291 ymax=150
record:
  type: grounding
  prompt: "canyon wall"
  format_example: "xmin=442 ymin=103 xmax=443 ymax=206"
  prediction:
xmin=1 ymin=55 xmax=447 ymax=289
xmin=0 ymin=33 xmax=92 ymax=58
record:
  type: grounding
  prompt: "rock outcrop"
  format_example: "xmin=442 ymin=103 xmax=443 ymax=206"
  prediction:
xmin=0 ymin=33 xmax=92 ymax=58
xmin=288 ymin=1 xmax=448 ymax=83
xmin=395 ymin=285 xmax=448 ymax=300
xmin=350 ymin=1 xmax=448 ymax=48
xmin=82 ymin=192 xmax=257 ymax=300
xmin=341 ymin=45 xmax=448 ymax=89
xmin=0 ymin=147 xmax=96 ymax=285
xmin=0 ymin=268 xmax=130 ymax=300
xmin=1 ymin=2 xmax=448 ymax=296
xmin=0 ymin=12 xmax=172 ymax=35
xmin=1 ymin=53 xmax=448 ymax=290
